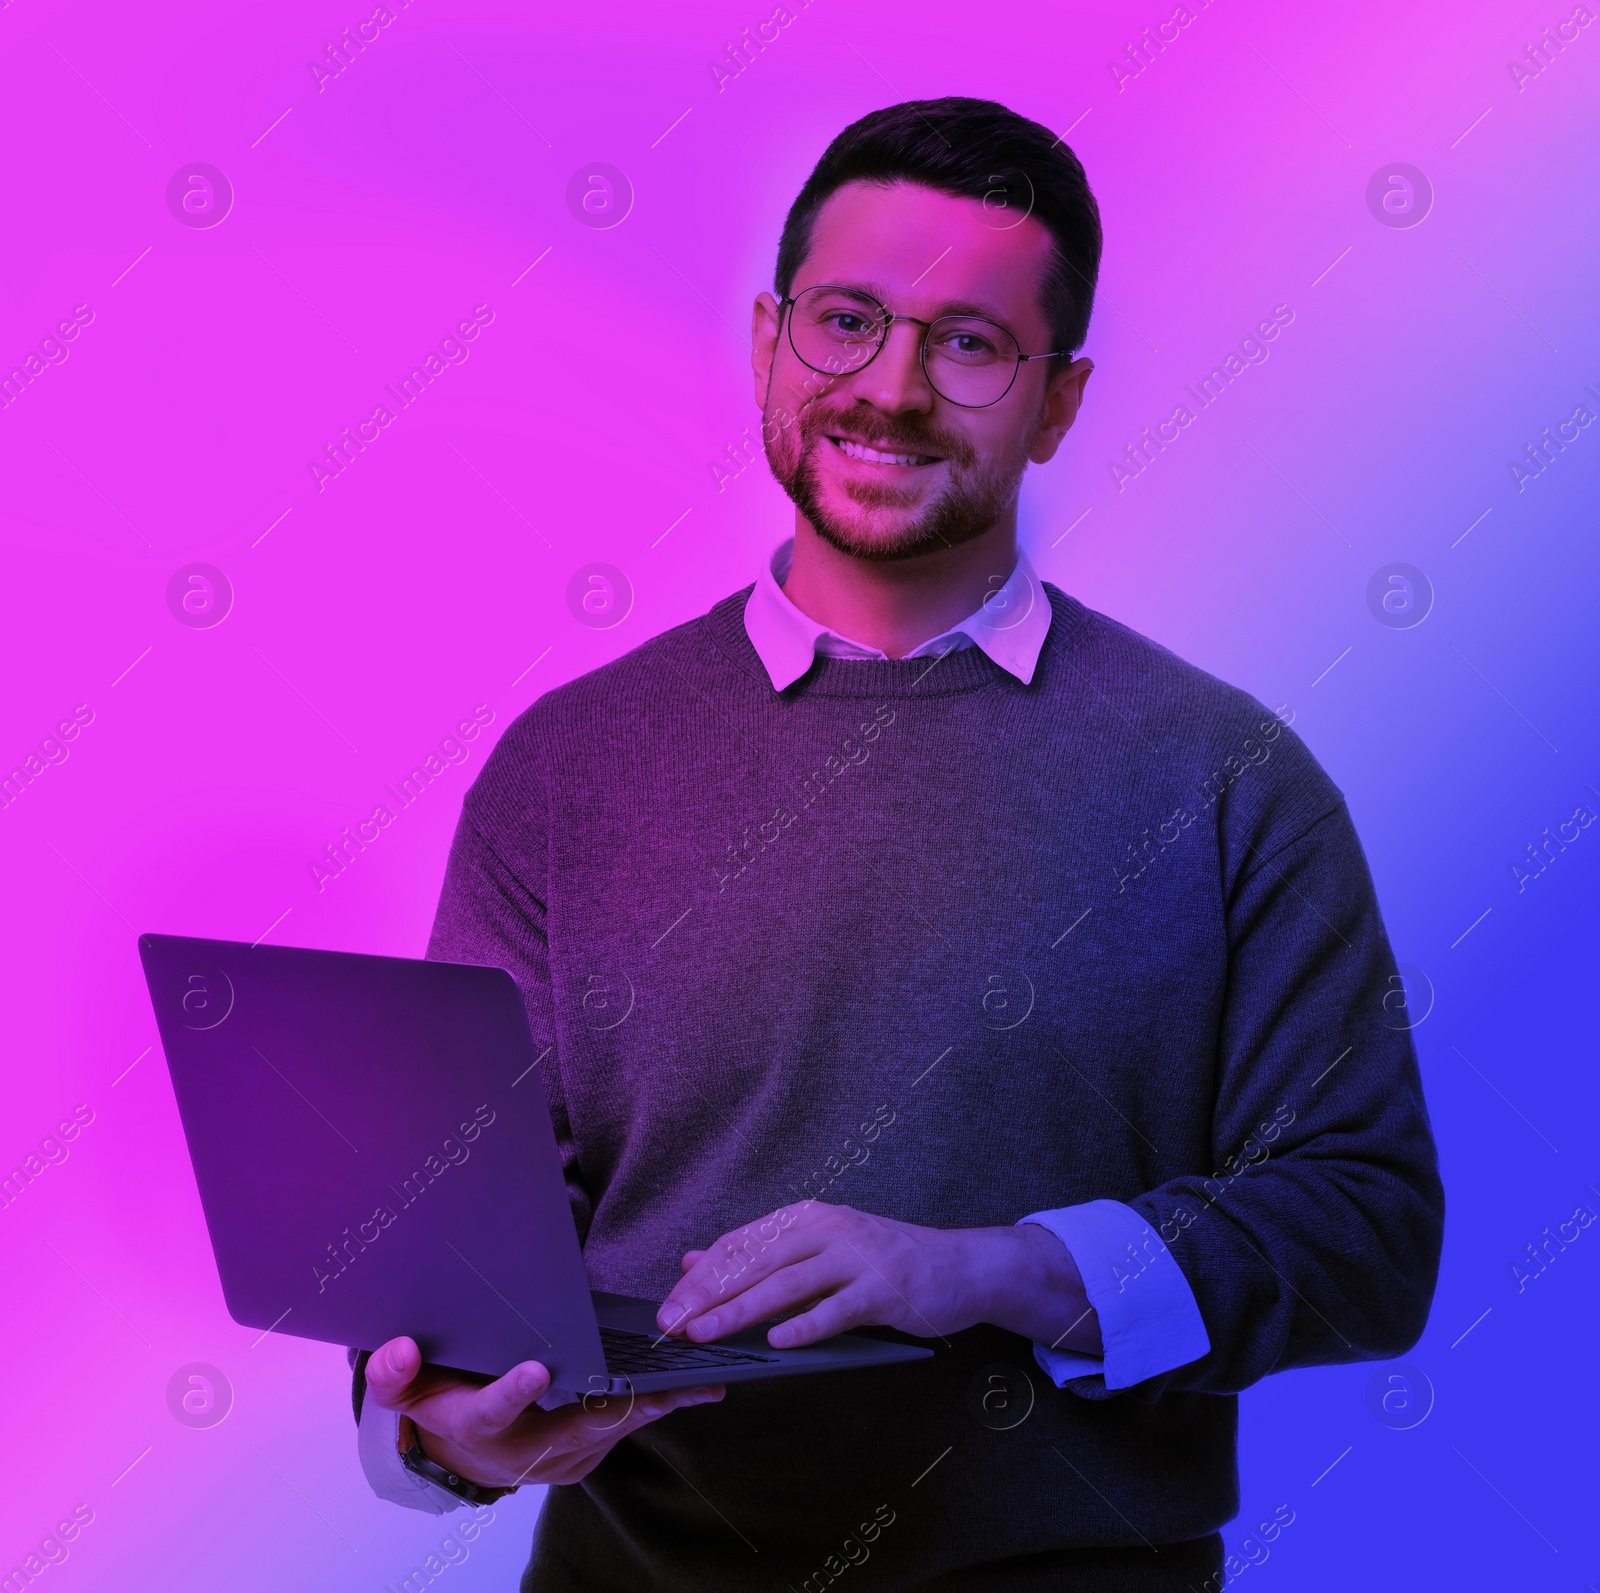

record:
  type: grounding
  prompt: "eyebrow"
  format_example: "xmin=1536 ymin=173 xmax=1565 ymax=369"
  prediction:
xmin=816 ymin=281 xmax=1018 ymax=328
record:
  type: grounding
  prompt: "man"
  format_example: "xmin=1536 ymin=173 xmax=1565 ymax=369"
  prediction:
xmin=351 ymin=98 xmax=1444 ymax=1590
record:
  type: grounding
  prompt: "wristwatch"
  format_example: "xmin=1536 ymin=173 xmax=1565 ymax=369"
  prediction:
xmin=397 ymin=1415 xmax=520 ymax=1506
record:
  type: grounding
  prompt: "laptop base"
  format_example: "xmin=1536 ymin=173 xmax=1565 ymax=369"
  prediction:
xmin=586 ymin=1292 xmax=931 ymax=1395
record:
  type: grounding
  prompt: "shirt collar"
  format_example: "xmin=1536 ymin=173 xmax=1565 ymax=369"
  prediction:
xmin=743 ymin=536 xmax=1052 ymax=692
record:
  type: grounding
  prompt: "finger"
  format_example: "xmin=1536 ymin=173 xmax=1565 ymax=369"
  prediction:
xmin=540 ymin=1386 xmax=725 ymax=1485
xmin=665 ymin=1215 xmax=825 ymax=1337
xmin=604 ymin=1384 xmax=725 ymax=1442
xmin=363 ymin=1337 xmax=423 ymax=1409
xmin=680 ymin=1254 xmax=844 ymax=1343
xmin=658 ymin=1206 xmax=825 ymax=1334
xmin=680 ymin=1249 xmax=707 ymax=1271
xmin=556 ymin=1382 xmax=723 ymax=1455
xmin=460 ymin=1361 xmax=553 ymax=1440
xmin=633 ymin=1384 xmax=724 ymax=1423
xmin=766 ymin=1285 xmax=874 ymax=1348
xmin=544 ymin=1412 xmax=679 ymax=1486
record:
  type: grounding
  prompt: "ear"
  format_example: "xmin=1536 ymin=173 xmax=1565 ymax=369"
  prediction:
xmin=1029 ymin=357 xmax=1094 ymax=465
xmin=752 ymin=292 xmax=783 ymax=408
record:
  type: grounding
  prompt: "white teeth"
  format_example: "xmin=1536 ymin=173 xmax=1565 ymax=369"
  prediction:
xmin=833 ymin=436 xmax=936 ymax=467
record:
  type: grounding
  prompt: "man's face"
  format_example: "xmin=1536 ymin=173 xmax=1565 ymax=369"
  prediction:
xmin=752 ymin=179 xmax=1092 ymax=562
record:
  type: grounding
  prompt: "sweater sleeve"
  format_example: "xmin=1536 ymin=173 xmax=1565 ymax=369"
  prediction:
xmin=424 ymin=804 xmax=593 ymax=1246
xmin=347 ymin=770 xmax=592 ymax=1454
xmin=1116 ymin=800 xmax=1445 ymax=1398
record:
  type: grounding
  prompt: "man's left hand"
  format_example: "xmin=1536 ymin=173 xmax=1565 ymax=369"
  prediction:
xmin=655 ymin=1200 xmax=1097 ymax=1352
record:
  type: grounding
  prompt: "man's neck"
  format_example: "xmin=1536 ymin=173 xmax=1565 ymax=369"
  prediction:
xmin=779 ymin=517 xmax=1020 ymax=659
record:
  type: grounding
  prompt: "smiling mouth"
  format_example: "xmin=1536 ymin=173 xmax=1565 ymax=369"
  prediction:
xmin=828 ymin=434 xmax=943 ymax=468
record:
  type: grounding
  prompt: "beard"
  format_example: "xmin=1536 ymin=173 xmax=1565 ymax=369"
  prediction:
xmin=762 ymin=394 xmax=1038 ymax=563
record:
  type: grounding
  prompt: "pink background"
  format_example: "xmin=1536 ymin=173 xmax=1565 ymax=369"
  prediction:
xmin=3 ymin=0 xmax=1597 ymax=1586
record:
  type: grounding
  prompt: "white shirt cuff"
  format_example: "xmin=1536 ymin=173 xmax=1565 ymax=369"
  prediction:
xmin=357 ymin=1396 xmax=466 ymax=1514
xmin=1019 ymin=1199 xmax=1211 ymax=1390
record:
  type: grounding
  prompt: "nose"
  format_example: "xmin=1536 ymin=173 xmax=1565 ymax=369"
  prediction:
xmin=848 ymin=319 xmax=936 ymax=416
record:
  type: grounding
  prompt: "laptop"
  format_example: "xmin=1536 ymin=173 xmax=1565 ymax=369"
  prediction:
xmin=138 ymin=933 xmax=932 ymax=1397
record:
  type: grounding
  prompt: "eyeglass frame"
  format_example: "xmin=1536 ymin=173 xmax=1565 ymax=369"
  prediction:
xmin=777 ymin=284 xmax=1072 ymax=409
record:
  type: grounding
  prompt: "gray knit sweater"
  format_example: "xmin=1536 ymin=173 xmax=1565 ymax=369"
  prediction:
xmin=388 ymin=581 xmax=1442 ymax=1588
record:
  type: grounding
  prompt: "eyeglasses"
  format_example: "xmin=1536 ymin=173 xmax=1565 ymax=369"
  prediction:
xmin=779 ymin=284 xmax=1068 ymax=409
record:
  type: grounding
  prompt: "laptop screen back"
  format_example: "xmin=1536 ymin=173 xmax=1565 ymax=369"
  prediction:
xmin=139 ymin=933 xmax=606 ymax=1386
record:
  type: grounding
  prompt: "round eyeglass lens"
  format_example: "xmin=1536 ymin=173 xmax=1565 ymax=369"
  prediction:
xmin=788 ymin=287 xmax=886 ymax=376
xmin=923 ymin=317 xmax=1021 ymax=407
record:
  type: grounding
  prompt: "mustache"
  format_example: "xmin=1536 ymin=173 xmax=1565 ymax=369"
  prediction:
xmin=797 ymin=402 xmax=976 ymax=467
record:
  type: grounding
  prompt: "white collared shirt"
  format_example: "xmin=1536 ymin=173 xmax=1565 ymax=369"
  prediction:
xmin=741 ymin=537 xmax=1053 ymax=691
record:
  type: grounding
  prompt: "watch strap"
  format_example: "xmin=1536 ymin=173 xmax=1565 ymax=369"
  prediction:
xmin=397 ymin=1415 xmax=519 ymax=1506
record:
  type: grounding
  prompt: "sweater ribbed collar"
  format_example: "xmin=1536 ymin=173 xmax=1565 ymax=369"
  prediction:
xmin=741 ymin=537 xmax=1053 ymax=692
xmin=701 ymin=560 xmax=1087 ymax=701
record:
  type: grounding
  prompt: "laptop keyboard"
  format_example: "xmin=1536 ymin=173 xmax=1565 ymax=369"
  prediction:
xmin=599 ymin=1326 xmax=782 ymax=1375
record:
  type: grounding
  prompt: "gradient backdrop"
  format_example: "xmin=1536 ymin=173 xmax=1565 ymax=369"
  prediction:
xmin=2 ymin=0 xmax=1597 ymax=1587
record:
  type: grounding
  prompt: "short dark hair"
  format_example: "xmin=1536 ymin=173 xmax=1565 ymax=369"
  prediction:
xmin=775 ymin=97 xmax=1103 ymax=357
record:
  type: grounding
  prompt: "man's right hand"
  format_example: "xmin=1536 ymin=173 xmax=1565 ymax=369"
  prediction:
xmin=363 ymin=1336 xmax=725 ymax=1489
